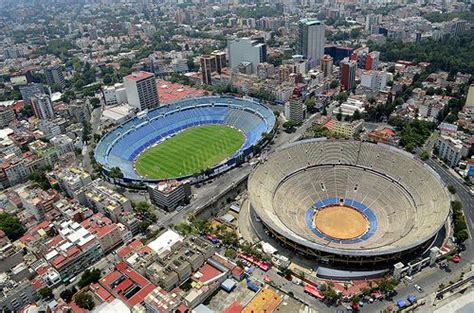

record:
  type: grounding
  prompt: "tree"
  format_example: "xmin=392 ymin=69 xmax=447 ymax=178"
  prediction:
xmin=352 ymin=109 xmax=362 ymax=121
xmin=0 ymin=212 xmax=25 ymax=240
xmin=336 ymin=108 xmax=343 ymax=121
xmin=60 ymin=288 xmax=76 ymax=303
xmin=78 ymin=269 xmax=101 ymax=288
xmin=330 ymin=80 xmax=339 ymax=89
xmin=304 ymin=98 xmax=317 ymax=113
xmin=224 ymin=248 xmax=237 ymax=259
xmin=90 ymin=97 xmax=101 ymax=108
xmin=109 ymin=167 xmax=124 ymax=180
xmin=447 ymin=185 xmax=456 ymax=194
xmin=282 ymin=121 xmax=298 ymax=133
xmin=420 ymin=151 xmax=430 ymax=161
xmin=39 ymin=287 xmax=53 ymax=299
xmin=74 ymin=292 xmax=95 ymax=310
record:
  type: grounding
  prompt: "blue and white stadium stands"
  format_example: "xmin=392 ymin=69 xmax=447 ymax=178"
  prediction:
xmin=95 ymin=96 xmax=275 ymax=182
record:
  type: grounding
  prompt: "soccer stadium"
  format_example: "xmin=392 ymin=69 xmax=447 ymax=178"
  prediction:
xmin=248 ymin=139 xmax=451 ymax=266
xmin=95 ymin=96 xmax=276 ymax=183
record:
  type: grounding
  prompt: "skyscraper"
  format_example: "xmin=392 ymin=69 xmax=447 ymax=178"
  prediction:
xmin=320 ymin=54 xmax=334 ymax=78
xmin=228 ymin=38 xmax=266 ymax=74
xmin=200 ymin=55 xmax=216 ymax=85
xmin=31 ymin=94 xmax=54 ymax=120
xmin=298 ymin=19 xmax=325 ymax=66
xmin=199 ymin=51 xmax=226 ymax=85
xmin=124 ymin=71 xmax=160 ymax=111
xmin=340 ymin=58 xmax=357 ymax=91
xmin=44 ymin=65 xmax=66 ymax=90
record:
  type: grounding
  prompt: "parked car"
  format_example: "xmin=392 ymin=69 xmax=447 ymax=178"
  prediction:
xmin=414 ymin=284 xmax=423 ymax=293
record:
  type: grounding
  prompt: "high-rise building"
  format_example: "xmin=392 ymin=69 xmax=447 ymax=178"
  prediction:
xmin=212 ymin=51 xmax=226 ymax=74
xmin=284 ymin=96 xmax=305 ymax=124
xmin=19 ymin=83 xmax=46 ymax=101
xmin=365 ymin=51 xmax=380 ymax=70
xmin=124 ymin=71 xmax=160 ymax=111
xmin=44 ymin=65 xmax=66 ymax=90
xmin=228 ymin=38 xmax=266 ymax=74
xmin=0 ymin=104 xmax=16 ymax=128
xmin=200 ymin=55 xmax=217 ymax=85
xmin=31 ymin=94 xmax=54 ymax=119
xmin=298 ymin=19 xmax=325 ymax=66
xmin=365 ymin=14 xmax=381 ymax=34
xmin=340 ymin=58 xmax=357 ymax=91
xmin=320 ymin=54 xmax=333 ymax=78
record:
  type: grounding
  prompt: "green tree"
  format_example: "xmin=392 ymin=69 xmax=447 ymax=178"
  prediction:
xmin=420 ymin=151 xmax=430 ymax=161
xmin=0 ymin=213 xmax=25 ymax=240
xmin=304 ymin=98 xmax=317 ymax=113
xmin=39 ymin=287 xmax=53 ymax=299
xmin=109 ymin=167 xmax=124 ymax=180
xmin=60 ymin=288 xmax=76 ymax=303
xmin=78 ymin=269 xmax=101 ymax=288
xmin=330 ymin=80 xmax=340 ymax=89
xmin=447 ymin=185 xmax=456 ymax=194
xmin=74 ymin=292 xmax=95 ymax=310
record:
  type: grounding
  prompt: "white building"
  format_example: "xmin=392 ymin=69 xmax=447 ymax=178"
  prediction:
xmin=340 ymin=98 xmax=365 ymax=116
xmin=124 ymin=71 xmax=160 ymax=111
xmin=360 ymin=71 xmax=387 ymax=91
xmin=284 ymin=98 xmax=305 ymax=124
xmin=31 ymin=94 xmax=54 ymax=120
xmin=50 ymin=134 xmax=75 ymax=154
xmin=435 ymin=135 xmax=469 ymax=167
xmin=103 ymin=83 xmax=127 ymax=106
xmin=298 ymin=18 xmax=325 ymax=66
xmin=228 ymin=38 xmax=267 ymax=74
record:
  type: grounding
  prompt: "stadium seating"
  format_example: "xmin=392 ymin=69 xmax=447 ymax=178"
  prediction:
xmin=95 ymin=96 xmax=276 ymax=181
xmin=248 ymin=140 xmax=450 ymax=257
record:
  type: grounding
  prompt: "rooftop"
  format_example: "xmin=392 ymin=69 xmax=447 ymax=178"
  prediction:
xmin=124 ymin=71 xmax=154 ymax=81
xmin=156 ymin=79 xmax=205 ymax=104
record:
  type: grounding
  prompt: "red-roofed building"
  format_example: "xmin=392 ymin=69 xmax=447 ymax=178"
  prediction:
xmin=156 ymin=80 xmax=205 ymax=104
xmin=224 ymin=301 xmax=244 ymax=313
xmin=98 ymin=262 xmax=157 ymax=308
xmin=192 ymin=263 xmax=224 ymax=284
xmin=80 ymin=213 xmax=131 ymax=253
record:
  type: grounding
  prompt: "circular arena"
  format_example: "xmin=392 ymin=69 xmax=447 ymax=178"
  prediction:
xmin=95 ymin=96 xmax=275 ymax=183
xmin=248 ymin=139 xmax=450 ymax=266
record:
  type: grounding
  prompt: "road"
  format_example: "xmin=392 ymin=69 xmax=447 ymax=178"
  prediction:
xmin=82 ymin=105 xmax=103 ymax=173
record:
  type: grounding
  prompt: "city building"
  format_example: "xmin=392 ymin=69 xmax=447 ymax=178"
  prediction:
xmin=80 ymin=213 xmax=131 ymax=254
xmin=365 ymin=51 xmax=380 ymax=70
xmin=323 ymin=118 xmax=363 ymax=138
xmin=102 ymin=83 xmax=127 ymax=106
xmin=147 ymin=180 xmax=191 ymax=211
xmin=200 ymin=55 xmax=215 ymax=85
xmin=360 ymin=70 xmax=387 ymax=91
xmin=97 ymin=262 xmax=157 ymax=308
xmin=340 ymin=98 xmax=365 ymax=117
xmin=16 ymin=184 xmax=61 ymax=221
xmin=19 ymin=83 xmax=46 ymax=101
xmin=31 ymin=94 xmax=54 ymax=119
xmin=78 ymin=179 xmax=133 ymax=223
xmin=298 ymin=18 xmax=325 ymax=66
xmin=320 ymin=55 xmax=333 ymax=78
xmin=143 ymin=287 xmax=180 ymax=313
xmin=0 ymin=102 xmax=16 ymax=128
xmin=45 ymin=220 xmax=103 ymax=281
xmin=228 ymin=38 xmax=267 ymax=74
xmin=55 ymin=166 xmax=92 ymax=197
xmin=0 ymin=275 xmax=38 ymax=312
xmin=324 ymin=45 xmax=353 ymax=64
xmin=50 ymin=134 xmax=75 ymax=155
xmin=435 ymin=135 xmax=469 ymax=167
xmin=284 ymin=97 xmax=305 ymax=124
xmin=340 ymin=58 xmax=357 ymax=91
xmin=44 ymin=65 xmax=66 ymax=90
xmin=124 ymin=71 xmax=160 ymax=111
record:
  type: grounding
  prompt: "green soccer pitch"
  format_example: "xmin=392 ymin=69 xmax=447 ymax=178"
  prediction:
xmin=135 ymin=125 xmax=245 ymax=179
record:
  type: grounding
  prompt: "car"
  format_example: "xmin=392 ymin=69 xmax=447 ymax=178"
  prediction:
xmin=414 ymin=284 xmax=423 ymax=293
